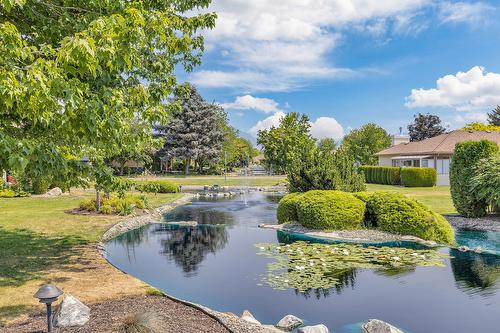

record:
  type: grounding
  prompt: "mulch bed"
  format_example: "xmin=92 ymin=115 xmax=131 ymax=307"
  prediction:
xmin=2 ymin=295 xmax=230 ymax=333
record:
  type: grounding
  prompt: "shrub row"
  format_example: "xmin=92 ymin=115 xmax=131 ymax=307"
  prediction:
xmin=79 ymin=195 xmax=149 ymax=215
xmin=134 ymin=180 xmax=180 ymax=194
xmin=278 ymin=190 xmax=454 ymax=245
xmin=360 ymin=166 xmax=437 ymax=187
xmin=360 ymin=166 xmax=401 ymax=185
xmin=401 ymin=167 xmax=436 ymax=187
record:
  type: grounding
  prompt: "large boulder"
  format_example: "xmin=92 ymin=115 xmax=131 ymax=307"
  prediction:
xmin=276 ymin=314 xmax=303 ymax=330
xmin=297 ymin=324 xmax=329 ymax=333
xmin=363 ymin=319 xmax=404 ymax=333
xmin=53 ymin=294 xmax=90 ymax=327
xmin=45 ymin=187 xmax=63 ymax=196
xmin=240 ymin=310 xmax=261 ymax=325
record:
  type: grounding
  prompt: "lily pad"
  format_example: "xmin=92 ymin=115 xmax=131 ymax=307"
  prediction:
xmin=255 ymin=241 xmax=447 ymax=292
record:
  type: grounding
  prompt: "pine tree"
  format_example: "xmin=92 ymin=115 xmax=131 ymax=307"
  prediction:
xmin=487 ymin=106 xmax=500 ymax=126
xmin=157 ymin=86 xmax=225 ymax=175
xmin=408 ymin=113 xmax=446 ymax=142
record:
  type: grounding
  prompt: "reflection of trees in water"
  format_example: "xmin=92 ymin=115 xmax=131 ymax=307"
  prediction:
xmin=450 ymin=249 xmax=500 ymax=294
xmin=111 ymin=226 xmax=150 ymax=261
xmin=153 ymin=224 xmax=228 ymax=277
xmin=294 ymin=269 xmax=358 ymax=300
xmin=166 ymin=207 xmax=235 ymax=226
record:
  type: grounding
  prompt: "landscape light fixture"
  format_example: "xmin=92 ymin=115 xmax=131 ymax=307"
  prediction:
xmin=34 ymin=284 xmax=63 ymax=333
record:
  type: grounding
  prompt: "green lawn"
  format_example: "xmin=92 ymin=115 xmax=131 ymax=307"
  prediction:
xmin=0 ymin=191 xmax=182 ymax=323
xmin=366 ymin=184 xmax=456 ymax=215
xmin=130 ymin=175 xmax=287 ymax=187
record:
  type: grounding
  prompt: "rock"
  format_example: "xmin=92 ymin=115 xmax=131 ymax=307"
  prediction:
xmin=474 ymin=246 xmax=483 ymax=254
xmin=53 ymin=294 xmax=90 ymax=327
xmin=458 ymin=246 xmax=470 ymax=252
xmin=297 ymin=324 xmax=329 ymax=333
xmin=276 ymin=314 xmax=303 ymax=330
xmin=240 ymin=310 xmax=261 ymax=325
xmin=167 ymin=221 xmax=198 ymax=227
xmin=45 ymin=187 xmax=63 ymax=196
xmin=363 ymin=319 xmax=404 ymax=333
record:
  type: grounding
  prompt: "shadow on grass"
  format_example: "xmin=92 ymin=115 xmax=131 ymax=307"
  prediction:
xmin=0 ymin=227 xmax=87 ymax=288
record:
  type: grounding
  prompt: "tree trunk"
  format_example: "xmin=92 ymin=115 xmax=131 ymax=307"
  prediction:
xmin=120 ymin=162 xmax=125 ymax=176
xmin=185 ymin=158 xmax=190 ymax=175
xmin=198 ymin=160 xmax=203 ymax=174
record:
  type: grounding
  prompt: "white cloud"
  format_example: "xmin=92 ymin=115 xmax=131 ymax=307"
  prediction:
xmin=248 ymin=112 xmax=344 ymax=140
xmin=406 ymin=66 xmax=500 ymax=124
xmin=221 ymin=95 xmax=281 ymax=113
xmin=310 ymin=117 xmax=345 ymax=140
xmin=438 ymin=1 xmax=494 ymax=24
xmin=249 ymin=111 xmax=286 ymax=137
xmin=193 ymin=0 xmax=470 ymax=92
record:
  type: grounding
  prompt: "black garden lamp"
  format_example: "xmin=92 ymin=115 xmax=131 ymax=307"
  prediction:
xmin=34 ymin=284 xmax=63 ymax=333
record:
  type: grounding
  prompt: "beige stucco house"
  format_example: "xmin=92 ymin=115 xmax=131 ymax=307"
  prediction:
xmin=376 ymin=130 xmax=500 ymax=186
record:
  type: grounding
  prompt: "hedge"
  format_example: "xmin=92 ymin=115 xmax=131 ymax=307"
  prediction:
xmin=277 ymin=193 xmax=303 ymax=224
xmin=366 ymin=192 xmax=454 ymax=245
xmin=135 ymin=180 xmax=180 ymax=194
xmin=400 ymin=167 xmax=436 ymax=187
xmin=295 ymin=190 xmax=365 ymax=230
xmin=360 ymin=166 xmax=401 ymax=185
xmin=450 ymin=140 xmax=499 ymax=218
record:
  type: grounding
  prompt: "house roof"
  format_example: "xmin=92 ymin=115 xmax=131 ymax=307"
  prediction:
xmin=376 ymin=130 xmax=500 ymax=156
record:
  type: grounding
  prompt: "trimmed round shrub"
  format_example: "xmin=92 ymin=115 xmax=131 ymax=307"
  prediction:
xmin=366 ymin=192 xmax=454 ymax=244
xmin=277 ymin=192 xmax=302 ymax=224
xmin=135 ymin=180 xmax=179 ymax=193
xmin=352 ymin=191 xmax=374 ymax=202
xmin=295 ymin=190 xmax=365 ymax=230
xmin=450 ymin=140 xmax=499 ymax=218
xmin=401 ymin=167 xmax=436 ymax=187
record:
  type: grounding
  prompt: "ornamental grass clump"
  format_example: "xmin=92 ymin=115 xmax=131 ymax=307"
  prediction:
xmin=295 ymin=190 xmax=365 ymax=230
xmin=366 ymin=192 xmax=454 ymax=245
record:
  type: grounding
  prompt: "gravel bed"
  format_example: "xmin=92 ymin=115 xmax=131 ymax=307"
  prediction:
xmin=259 ymin=223 xmax=437 ymax=246
xmin=2 ymin=295 xmax=230 ymax=333
xmin=445 ymin=214 xmax=500 ymax=232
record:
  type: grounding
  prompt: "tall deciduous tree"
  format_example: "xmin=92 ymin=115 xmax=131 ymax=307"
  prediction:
xmin=408 ymin=113 xmax=446 ymax=142
xmin=487 ymin=106 xmax=500 ymax=126
xmin=257 ymin=112 xmax=315 ymax=174
xmin=157 ymin=85 xmax=225 ymax=175
xmin=341 ymin=123 xmax=391 ymax=165
xmin=0 ymin=0 xmax=216 ymax=183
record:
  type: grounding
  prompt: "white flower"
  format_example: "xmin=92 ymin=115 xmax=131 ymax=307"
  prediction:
xmin=315 ymin=251 xmax=320 ymax=254
xmin=295 ymin=265 xmax=305 ymax=270
xmin=322 ymin=263 xmax=327 ymax=267
xmin=411 ymin=253 xmax=418 ymax=257
xmin=259 ymin=247 xmax=265 ymax=250
xmin=420 ymin=255 xmax=426 ymax=259
xmin=309 ymin=263 xmax=314 ymax=266
xmin=390 ymin=249 xmax=395 ymax=253
xmin=276 ymin=246 xmax=281 ymax=250
xmin=391 ymin=256 xmax=400 ymax=261
xmin=343 ymin=250 xmax=350 ymax=255
xmin=320 ymin=258 xmax=325 ymax=262
xmin=285 ymin=244 xmax=290 ymax=247
xmin=373 ymin=251 xmax=379 ymax=254
xmin=284 ymin=280 xmax=289 ymax=283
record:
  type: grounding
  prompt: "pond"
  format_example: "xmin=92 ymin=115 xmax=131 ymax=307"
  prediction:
xmin=105 ymin=192 xmax=500 ymax=333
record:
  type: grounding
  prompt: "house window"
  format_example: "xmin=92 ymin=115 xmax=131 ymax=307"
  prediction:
xmin=436 ymin=158 xmax=450 ymax=174
xmin=422 ymin=159 xmax=434 ymax=168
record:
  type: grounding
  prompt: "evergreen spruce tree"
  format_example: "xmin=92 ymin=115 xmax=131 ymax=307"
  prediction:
xmin=487 ymin=106 xmax=500 ymax=126
xmin=157 ymin=85 xmax=225 ymax=175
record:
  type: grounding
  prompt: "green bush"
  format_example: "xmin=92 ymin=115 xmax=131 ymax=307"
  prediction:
xmin=352 ymin=191 xmax=373 ymax=202
xmin=400 ymin=167 xmax=436 ymax=187
xmin=451 ymin=140 xmax=499 ymax=217
xmin=115 ymin=200 xmax=134 ymax=216
xmin=0 ymin=189 xmax=16 ymax=198
xmin=366 ymin=192 xmax=454 ymax=244
xmin=277 ymin=193 xmax=302 ymax=224
xmin=470 ymin=155 xmax=500 ymax=209
xmin=295 ymin=190 xmax=365 ymax=230
xmin=101 ymin=205 xmax=113 ymax=214
xmin=360 ymin=166 xmax=401 ymax=185
xmin=32 ymin=176 xmax=52 ymax=194
xmin=135 ymin=180 xmax=179 ymax=194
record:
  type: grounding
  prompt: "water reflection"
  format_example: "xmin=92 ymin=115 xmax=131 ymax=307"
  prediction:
xmin=153 ymin=224 xmax=229 ymax=277
xmin=450 ymin=249 xmax=500 ymax=295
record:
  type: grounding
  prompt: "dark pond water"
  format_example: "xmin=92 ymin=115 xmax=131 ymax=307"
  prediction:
xmin=105 ymin=192 xmax=500 ymax=333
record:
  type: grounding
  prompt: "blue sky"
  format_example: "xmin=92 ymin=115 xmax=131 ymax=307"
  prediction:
xmin=180 ymin=0 xmax=500 ymax=141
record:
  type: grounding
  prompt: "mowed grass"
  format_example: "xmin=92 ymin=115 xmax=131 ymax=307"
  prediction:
xmin=366 ymin=184 xmax=456 ymax=215
xmin=0 ymin=191 xmax=182 ymax=323
xmin=131 ymin=175 xmax=287 ymax=187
